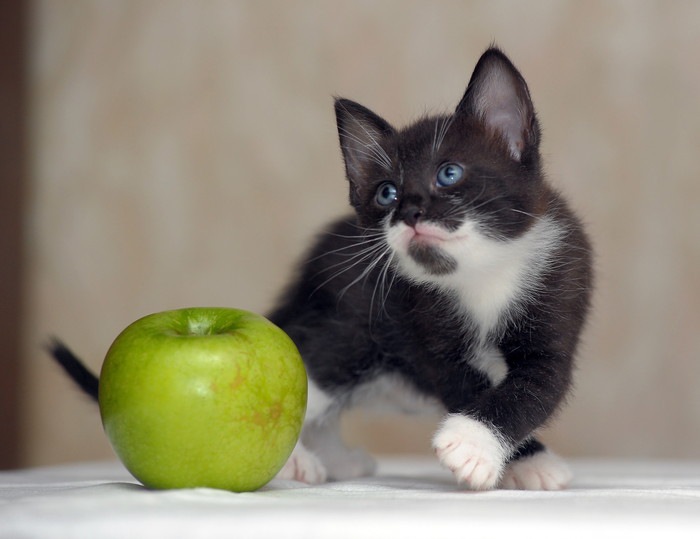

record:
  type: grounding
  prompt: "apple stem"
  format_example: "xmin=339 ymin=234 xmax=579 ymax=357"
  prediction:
xmin=187 ymin=319 xmax=214 ymax=336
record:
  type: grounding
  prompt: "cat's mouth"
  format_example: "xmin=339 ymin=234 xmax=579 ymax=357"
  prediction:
xmin=408 ymin=222 xmax=467 ymax=247
xmin=400 ymin=223 xmax=461 ymax=276
xmin=411 ymin=226 xmax=450 ymax=244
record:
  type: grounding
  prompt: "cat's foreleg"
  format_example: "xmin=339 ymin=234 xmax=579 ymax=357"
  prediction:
xmin=433 ymin=350 xmax=573 ymax=490
xmin=432 ymin=414 xmax=509 ymax=490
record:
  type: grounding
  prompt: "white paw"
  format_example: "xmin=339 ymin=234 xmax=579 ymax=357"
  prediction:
xmin=500 ymin=450 xmax=573 ymax=490
xmin=432 ymin=414 xmax=508 ymax=490
xmin=276 ymin=443 xmax=328 ymax=484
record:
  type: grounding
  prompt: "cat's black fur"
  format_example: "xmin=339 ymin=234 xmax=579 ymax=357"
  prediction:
xmin=49 ymin=46 xmax=592 ymax=489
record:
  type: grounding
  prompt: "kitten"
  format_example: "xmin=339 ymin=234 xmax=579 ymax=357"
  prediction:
xmin=49 ymin=46 xmax=592 ymax=491
xmin=268 ymin=46 xmax=592 ymax=490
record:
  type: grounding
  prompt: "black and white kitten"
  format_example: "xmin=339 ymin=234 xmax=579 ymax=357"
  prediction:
xmin=49 ymin=47 xmax=592 ymax=491
xmin=268 ymin=47 xmax=592 ymax=490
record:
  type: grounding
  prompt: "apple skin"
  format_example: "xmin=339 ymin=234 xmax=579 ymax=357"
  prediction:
xmin=98 ymin=307 xmax=307 ymax=492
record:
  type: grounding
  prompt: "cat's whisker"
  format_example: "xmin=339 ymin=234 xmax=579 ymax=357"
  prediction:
xmin=469 ymin=193 xmax=506 ymax=212
xmin=309 ymin=229 xmax=392 ymax=296
xmin=307 ymin=226 xmax=386 ymax=263
xmin=441 ymin=200 xmax=469 ymax=220
xmin=327 ymin=230 xmax=385 ymax=240
xmin=371 ymin=249 xmax=398 ymax=321
xmin=510 ymin=208 xmax=543 ymax=220
xmin=342 ymin=220 xmax=388 ymax=234
xmin=370 ymin=252 xmax=390 ymax=317
xmin=320 ymin=233 xmax=384 ymax=250
xmin=368 ymin=214 xmax=398 ymax=318
xmin=337 ymin=243 xmax=393 ymax=301
xmin=309 ymin=244 xmax=380 ymax=263
xmin=312 ymin=240 xmax=387 ymax=274
xmin=467 ymin=181 xmax=489 ymax=206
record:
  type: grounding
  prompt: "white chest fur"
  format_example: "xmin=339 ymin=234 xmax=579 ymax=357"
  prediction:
xmin=390 ymin=214 xmax=565 ymax=338
xmin=447 ymin=215 xmax=564 ymax=336
xmin=470 ymin=344 xmax=509 ymax=386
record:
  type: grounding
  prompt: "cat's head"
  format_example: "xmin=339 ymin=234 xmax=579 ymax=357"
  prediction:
xmin=334 ymin=47 xmax=552 ymax=283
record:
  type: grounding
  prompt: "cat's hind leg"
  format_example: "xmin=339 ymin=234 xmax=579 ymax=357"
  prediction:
xmin=499 ymin=438 xmax=572 ymax=490
xmin=275 ymin=377 xmax=376 ymax=483
xmin=276 ymin=417 xmax=376 ymax=484
xmin=275 ymin=440 xmax=328 ymax=484
xmin=274 ymin=377 xmax=332 ymax=484
xmin=301 ymin=412 xmax=377 ymax=481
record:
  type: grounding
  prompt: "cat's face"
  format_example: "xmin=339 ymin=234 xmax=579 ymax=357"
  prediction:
xmin=335 ymin=48 xmax=548 ymax=284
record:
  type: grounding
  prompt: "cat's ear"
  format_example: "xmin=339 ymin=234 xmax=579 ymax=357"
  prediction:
xmin=456 ymin=47 xmax=539 ymax=161
xmin=335 ymin=98 xmax=394 ymax=201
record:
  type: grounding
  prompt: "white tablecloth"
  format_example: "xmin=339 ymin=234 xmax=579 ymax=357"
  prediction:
xmin=1 ymin=458 xmax=699 ymax=538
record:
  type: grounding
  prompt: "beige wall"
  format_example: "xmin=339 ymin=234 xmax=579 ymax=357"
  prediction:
xmin=20 ymin=0 xmax=700 ymax=467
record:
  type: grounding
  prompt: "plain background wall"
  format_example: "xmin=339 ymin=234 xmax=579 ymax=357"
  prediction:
xmin=17 ymin=0 xmax=700 ymax=467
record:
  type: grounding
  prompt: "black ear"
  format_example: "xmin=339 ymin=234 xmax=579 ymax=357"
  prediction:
xmin=456 ymin=47 xmax=538 ymax=161
xmin=334 ymin=98 xmax=394 ymax=198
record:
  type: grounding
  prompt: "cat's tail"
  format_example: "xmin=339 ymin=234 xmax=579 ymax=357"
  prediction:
xmin=46 ymin=338 xmax=99 ymax=401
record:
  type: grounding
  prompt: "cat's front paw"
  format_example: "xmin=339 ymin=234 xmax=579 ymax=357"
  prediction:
xmin=276 ymin=443 xmax=327 ymax=484
xmin=432 ymin=414 xmax=508 ymax=490
xmin=500 ymin=450 xmax=572 ymax=490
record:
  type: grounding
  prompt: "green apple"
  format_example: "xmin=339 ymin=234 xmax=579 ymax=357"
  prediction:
xmin=98 ymin=307 xmax=306 ymax=492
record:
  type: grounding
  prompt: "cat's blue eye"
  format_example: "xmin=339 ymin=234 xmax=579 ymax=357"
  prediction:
xmin=375 ymin=182 xmax=398 ymax=206
xmin=436 ymin=163 xmax=464 ymax=187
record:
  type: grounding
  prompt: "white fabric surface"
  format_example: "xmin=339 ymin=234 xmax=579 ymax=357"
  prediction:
xmin=1 ymin=458 xmax=700 ymax=538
